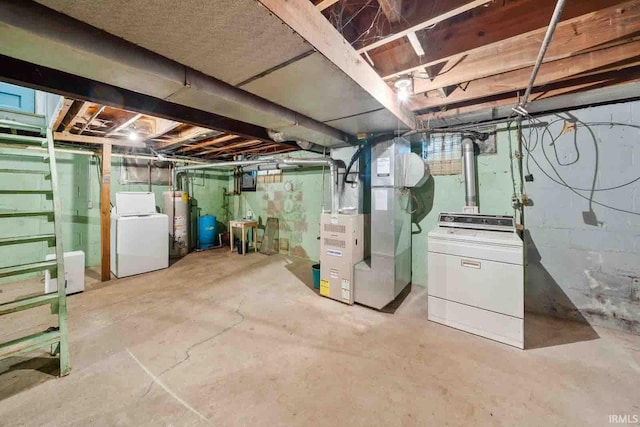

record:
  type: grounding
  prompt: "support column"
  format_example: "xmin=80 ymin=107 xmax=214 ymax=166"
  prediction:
xmin=100 ymin=144 xmax=111 ymax=281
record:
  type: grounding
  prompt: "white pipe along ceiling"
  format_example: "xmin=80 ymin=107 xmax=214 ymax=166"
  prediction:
xmin=0 ymin=0 xmax=418 ymax=147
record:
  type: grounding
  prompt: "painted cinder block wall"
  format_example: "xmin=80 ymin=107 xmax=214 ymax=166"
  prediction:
xmin=411 ymin=126 xmax=516 ymax=286
xmin=2 ymin=88 xmax=637 ymax=333
xmin=523 ymin=102 xmax=640 ymax=333
xmin=230 ymin=134 xmax=516 ymax=280
xmin=229 ymin=109 xmax=640 ymax=334
xmin=234 ymin=151 xmax=330 ymax=261
xmin=0 ymin=148 xmax=228 ymax=271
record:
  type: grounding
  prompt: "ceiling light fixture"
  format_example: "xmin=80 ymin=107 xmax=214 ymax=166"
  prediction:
xmin=394 ymin=77 xmax=413 ymax=102
xmin=128 ymin=131 xmax=139 ymax=141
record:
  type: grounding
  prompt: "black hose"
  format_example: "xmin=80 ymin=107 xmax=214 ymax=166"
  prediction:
xmin=344 ymin=144 xmax=366 ymax=184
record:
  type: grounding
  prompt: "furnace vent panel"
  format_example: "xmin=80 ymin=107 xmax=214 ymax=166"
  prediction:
xmin=319 ymin=214 xmax=364 ymax=305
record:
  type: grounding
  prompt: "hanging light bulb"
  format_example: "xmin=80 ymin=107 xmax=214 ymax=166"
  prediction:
xmin=128 ymin=130 xmax=139 ymax=141
xmin=394 ymin=77 xmax=413 ymax=102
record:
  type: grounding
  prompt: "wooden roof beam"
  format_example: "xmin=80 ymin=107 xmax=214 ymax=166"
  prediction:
xmin=78 ymin=105 xmax=106 ymax=134
xmin=59 ymin=100 xmax=86 ymax=132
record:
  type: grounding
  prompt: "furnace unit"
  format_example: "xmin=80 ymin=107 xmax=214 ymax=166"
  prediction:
xmin=319 ymin=213 xmax=364 ymax=304
xmin=323 ymin=138 xmax=430 ymax=309
xmin=354 ymin=138 xmax=428 ymax=309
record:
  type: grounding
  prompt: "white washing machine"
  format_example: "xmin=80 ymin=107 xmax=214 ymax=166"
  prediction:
xmin=427 ymin=213 xmax=524 ymax=348
xmin=111 ymin=192 xmax=169 ymax=278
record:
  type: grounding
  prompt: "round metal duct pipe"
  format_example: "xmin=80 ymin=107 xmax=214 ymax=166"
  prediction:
xmin=462 ymin=137 xmax=478 ymax=208
xmin=173 ymin=157 xmax=340 ymax=216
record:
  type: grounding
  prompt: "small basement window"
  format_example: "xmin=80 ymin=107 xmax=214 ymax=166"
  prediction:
xmin=421 ymin=128 xmax=497 ymax=175
xmin=421 ymin=133 xmax=462 ymax=175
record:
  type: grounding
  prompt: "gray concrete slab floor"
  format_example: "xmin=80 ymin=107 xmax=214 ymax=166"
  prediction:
xmin=0 ymin=249 xmax=639 ymax=426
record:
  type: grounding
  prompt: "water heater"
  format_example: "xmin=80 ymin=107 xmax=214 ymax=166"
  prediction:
xmin=163 ymin=191 xmax=189 ymax=257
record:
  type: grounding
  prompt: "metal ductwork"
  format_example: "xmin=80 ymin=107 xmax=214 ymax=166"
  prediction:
xmin=0 ymin=0 xmax=418 ymax=146
xmin=462 ymin=137 xmax=478 ymax=209
xmin=324 ymin=137 xmax=429 ymax=310
xmin=172 ymin=157 xmax=340 ymax=216
xmin=0 ymin=0 xmax=348 ymax=147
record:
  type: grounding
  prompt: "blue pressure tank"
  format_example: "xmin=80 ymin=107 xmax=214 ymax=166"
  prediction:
xmin=198 ymin=215 xmax=217 ymax=249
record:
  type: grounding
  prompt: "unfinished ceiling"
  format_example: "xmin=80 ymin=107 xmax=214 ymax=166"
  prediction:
xmin=313 ymin=0 xmax=640 ymax=126
xmin=52 ymin=98 xmax=297 ymax=160
xmin=1 ymin=0 xmax=638 ymax=140
xmin=0 ymin=0 xmax=416 ymax=149
xmin=36 ymin=0 xmax=314 ymax=88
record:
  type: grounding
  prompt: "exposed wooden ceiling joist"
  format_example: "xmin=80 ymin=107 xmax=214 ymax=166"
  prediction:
xmin=412 ymin=40 xmax=640 ymax=111
xmin=225 ymin=143 xmax=282 ymax=155
xmin=59 ymin=100 xmax=86 ymax=132
xmin=374 ymin=0 xmax=628 ymax=79
xmin=144 ymin=119 xmax=181 ymax=142
xmin=51 ymin=98 xmax=73 ymax=132
xmin=78 ymin=105 xmax=106 ymax=134
xmin=410 ymin=1 xmax=640 ymax=93
xmin=357 ymin=0 xmax=493 ymax=54
xmin=417 ymin=65 xmax=640 ymax=123
xmin=54 ymin=131 xmax=146 ymax=148
xmin=199 ymin=139 xmax=263 ymax=156
xmin=258 ymin=0 xmax=416 ymax=129
xmin=316 ymin=0 xmax=340 ymax=11
xmin=154 ymin=126 xmax=212 ymax=150
xmin=406 ymin=32 xmax=424 ymax=57
xmin=105 ymin=113 xmax=143 ymax=137
xmin=178 ymin=134 xmax=238 ymax=153
xmin=216 ymin=143 xmax=297 ymax=159
xmin=378 ymin=0 xmax=403 ymax=23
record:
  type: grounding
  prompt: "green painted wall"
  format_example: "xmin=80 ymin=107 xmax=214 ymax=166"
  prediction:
xmin=229 ymin=129 xmax=517 ymax=285
xmin=232 ymin=152 xmax=330 ymax=261
xmin=185 ymin=170 xmax=233 ymax=229
xmin=1 ymin=127 xmax=516 ymax=286
xmin=0 ymin=147 xmax=229 ymax=273
xmin=410 ymin=126 xmax=518 ymax=285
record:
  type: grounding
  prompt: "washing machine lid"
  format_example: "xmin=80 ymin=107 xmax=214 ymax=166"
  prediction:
xmin=428 ymin=226 xmax=523 ymax=264
xmin=115 ymin=192 xmax=156 ymax=216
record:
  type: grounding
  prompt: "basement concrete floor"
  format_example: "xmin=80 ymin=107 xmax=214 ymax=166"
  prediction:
xmin=0 ymin=250 xmax=639 ymax=426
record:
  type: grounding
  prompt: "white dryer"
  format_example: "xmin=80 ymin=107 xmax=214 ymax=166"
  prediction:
xmin=111 ymin=192 xmax=169 ymax=278
xmin=427 ymin=213 xmax=524 ymax=348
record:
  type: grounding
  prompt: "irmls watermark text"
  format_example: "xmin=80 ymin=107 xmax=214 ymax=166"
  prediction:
xmin=609 ymin=414 xmax=639 ymax=424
